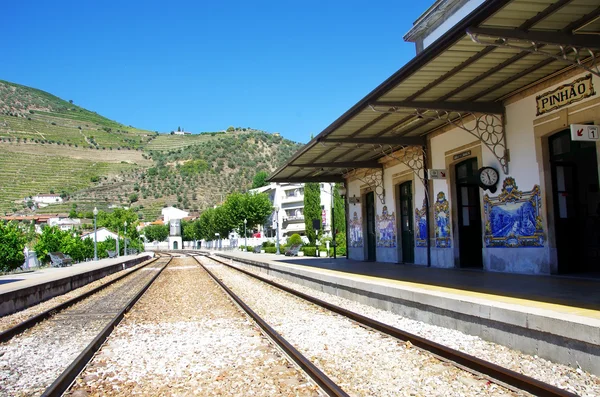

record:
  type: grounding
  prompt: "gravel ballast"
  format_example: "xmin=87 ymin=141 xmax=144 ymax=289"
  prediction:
xmin=203 ymin=257 xmax=521 ymax=397
xmin=67 ymin=257 xmax=324 ymax=397
xmin=216 ymin=256 xmax=600 ymax=397
xmin=0 ymin=259 xmax=154 ymax=334
xmin=0 ymin=260 xmax=164 ymax=397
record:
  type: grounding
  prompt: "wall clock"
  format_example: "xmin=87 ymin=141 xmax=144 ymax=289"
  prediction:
xmin=478 ymin=167 xmax=499 ymax=193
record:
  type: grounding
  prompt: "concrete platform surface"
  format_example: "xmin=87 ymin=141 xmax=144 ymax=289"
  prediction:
xmin=0 ymin=253 xmax=153 ymax=294
xmin=0 ymin=253 xmax=153 ymax=317
xmin=211 ymin=250 xmax=600 ymax=375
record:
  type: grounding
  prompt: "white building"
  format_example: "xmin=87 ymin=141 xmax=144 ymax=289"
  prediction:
xmin=48 ymin=217 xmax=81 ymax=231
xmin=81 ymin=227 xmax=119 ymax=243
xmin=270 ymin=0 xmax=600 ymax=276
xmin=161 ymin=206 xmax=189 ymax=224
xmin=250 ymin=182 xmax=333 ymax=239
xmin=31 ymin=194 xmax=63 ymax=205
xmin=174 ymin=131 xmax=192 ymax=135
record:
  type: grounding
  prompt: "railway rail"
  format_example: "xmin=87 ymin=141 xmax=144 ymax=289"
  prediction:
xmin=199 ymin=253 xmax=579 ymax=397
xmin=0 ymin=254 xmax=171 ymax=397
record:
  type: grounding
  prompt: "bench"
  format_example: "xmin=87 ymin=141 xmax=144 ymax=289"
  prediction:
xmin=253 ymin=245 xmax=262 ymax=253
xmin=48 ymin=252 xmax=73 ymax=267
xmin=285 ymin=244 xmax=302 ymax=256
xmin=107 ymin=250 xmax=118 ymax=258
xmin=125 ymin=248 xmax=138 ymax=255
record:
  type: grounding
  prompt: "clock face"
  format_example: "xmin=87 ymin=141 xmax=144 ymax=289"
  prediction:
xmin=480 ymin=167 xmax=499 ymax=186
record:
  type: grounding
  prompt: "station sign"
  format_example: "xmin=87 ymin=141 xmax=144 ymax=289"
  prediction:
xmin=570 ymin=124 xmax=599 ymax=142
xmin=536 ymin=74 xmax=595 ymax=116
xmin=428 ymin=169 xmax=447 ymax=179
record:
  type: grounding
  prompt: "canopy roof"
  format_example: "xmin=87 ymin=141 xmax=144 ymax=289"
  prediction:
xmin=269 ymin=0 xmax=600 ymax=183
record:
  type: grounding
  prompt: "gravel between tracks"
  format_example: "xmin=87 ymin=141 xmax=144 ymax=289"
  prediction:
xmin=219 ymin=257 xmax=600 ymax=397
xmin=205 ymin=258 xmax=519 ymax=397
xmin=0 ymin=258 xmax=154 ymax=333
xmin=0 ymin=261 xmax=164 ymax=397
xmin=67 ymin=257 xmax=324 ymax=397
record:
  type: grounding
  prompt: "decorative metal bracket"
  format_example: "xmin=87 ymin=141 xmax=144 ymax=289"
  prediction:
xmin=345 ymin=167 xmax=385 ymax=204
xmin=369 ymin=106 xmax=509 ymax=174
xmin=377 ymin=145 xmax=428 ymax=191
xmin=467 ymin=29 xmax=600 ymax=78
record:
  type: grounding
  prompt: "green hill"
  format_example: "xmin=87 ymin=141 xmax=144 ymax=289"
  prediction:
xmin=0 ymin=79 xmax=302 ymax=219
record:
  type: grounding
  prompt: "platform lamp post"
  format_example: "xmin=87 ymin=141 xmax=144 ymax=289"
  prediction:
xmin=274 ymin=206 xmax=280 ymax=255
xmin=93 ymin=207 xmax=98 ymax=261
xmin=124 ymin=221 xmax=128 ymax=256
xmin=243 ymin=218 xmax=247 ymax=250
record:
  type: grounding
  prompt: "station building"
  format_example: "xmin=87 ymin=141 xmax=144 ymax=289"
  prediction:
xmin=269 ymin=0 xmax=600 ymax=275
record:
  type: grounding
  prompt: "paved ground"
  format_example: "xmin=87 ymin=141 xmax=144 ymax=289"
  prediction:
xmin=211 ymin=250 xmax=600 ymax=314
xmin=0 ymin=253 xmax=152 ymax=294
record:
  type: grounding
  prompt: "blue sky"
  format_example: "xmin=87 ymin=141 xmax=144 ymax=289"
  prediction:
xmin=1 ymin=1 xmax=425 ymax=143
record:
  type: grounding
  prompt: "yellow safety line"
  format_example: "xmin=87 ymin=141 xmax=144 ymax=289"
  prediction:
xmin=274 ymin=261 xmax=600 ymax=320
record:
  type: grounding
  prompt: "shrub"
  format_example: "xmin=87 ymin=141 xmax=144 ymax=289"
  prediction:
xmin=262 ymin=241 xmax=275 ymax=248
xmin=90 ymin=176 xmax=100 ymax=183
xmin=288 ymin=234 xmax=303 ymax=246
xmin=264 ymin=247 xmax=277 ymax=254
xmin=301 ymin=247 xmax=317 ymax=257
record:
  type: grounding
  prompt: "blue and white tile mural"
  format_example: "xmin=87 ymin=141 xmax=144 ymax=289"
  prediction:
xmin=434 ymin=192 xmax=451 ymax=248
xmin=376 ymin=206 xmax=397 ymax=248
xmin=349 ymin=211 xmax=363 ymax=248
xmin=415 ymin=198 xmax=427 ymax=247
xmin=483 ymin=177 xmax=545 ymax=248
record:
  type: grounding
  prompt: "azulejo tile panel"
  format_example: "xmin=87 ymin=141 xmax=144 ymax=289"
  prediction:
xmin=415 ymin=198 xmax=427 ymax=247
xmin=483 ymin=177 xmax=545 ymax=248
xmin=349 ymin=211 xmax=363 ymax=248
xmin=376 ymin=205 xmax=396 ymax=248
xmin=434 ymin=192 xmax=451 ymax=248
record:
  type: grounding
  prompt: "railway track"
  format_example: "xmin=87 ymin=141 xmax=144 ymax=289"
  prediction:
xmin=198 ymin=253 xmax=579 ymax=397
xmin=66 ymin=254 xmax=331 ymax=397
xmin=0 ymin=254 xmax=171 ymax=397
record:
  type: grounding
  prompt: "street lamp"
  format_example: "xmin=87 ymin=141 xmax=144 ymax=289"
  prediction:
xmin=93 ymin=207 xmax=98 ymax=261
xmin=243 ymin=218 xmax=247 ymax=251
xmin=124 ymin=221 xmax=128 ymax=256
xmin=274 ymin=206 xmax=280 ymax=255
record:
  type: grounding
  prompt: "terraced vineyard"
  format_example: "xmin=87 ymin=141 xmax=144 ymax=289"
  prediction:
xmin=145 ymin=133 xmax=222 ymax=151
xmin=0 ymin=149 xmax=139 ymax=214
xmin=0 ymin=79 xmax=303 ymax=219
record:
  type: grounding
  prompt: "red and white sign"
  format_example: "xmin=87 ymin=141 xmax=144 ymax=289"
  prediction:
xmin=321 ymin=209 xmax=327 ymax=225
xmin=570 ymin=124 xmax=599 ymax=142
xmin=428 ymin=169 xmax=447 ymax=179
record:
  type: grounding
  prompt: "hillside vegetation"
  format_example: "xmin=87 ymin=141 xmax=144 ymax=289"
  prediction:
xmin=0 ymin=79 xmax=302 ymax=219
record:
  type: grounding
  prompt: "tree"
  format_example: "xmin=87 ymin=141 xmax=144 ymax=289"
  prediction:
xmin=129 ymin=193 xmax=139 ymax=203
xmin=333 ymin=183 xmax=346 ymax=236
xmin=0 ymin=221 xmax=27 ymax=271
xmin=251 ymin=171 xmax=269 ymax=189
xmin=143 ymin=224 xmax=169 ymax=242
xmin=182 ymin=220 xmax=198 ymax=242
xmin=304 ymin=183 xmax=321 ymax=244
xmin=34 ymin=226 xmax=65 ymax=263
xmin=178 ymin=126 xmax=181 ymax=132
xmin=226 ymin=126 xmax=235 ymax=132
xmin=69 ymin=99 xmax=73 ymax=104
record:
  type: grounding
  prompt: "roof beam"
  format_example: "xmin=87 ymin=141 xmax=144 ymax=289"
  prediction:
xmin=289 ymin=161 xmax=382 ymax=169
xmin=320 ymin=136 xmax=425 ymax=146
xmin=466 ymin=27 xmax=600 ymax=49
xmin=371 ymin=100 xmax=504 ymax=114
xmin=268 ymin=176 xmax=345 ymax=183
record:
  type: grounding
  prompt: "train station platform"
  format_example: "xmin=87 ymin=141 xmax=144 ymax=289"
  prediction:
xmin=211 ymin=250 xmax=600 ymax=376
xmin=0 ymin=253 xmax=153 ymax=317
